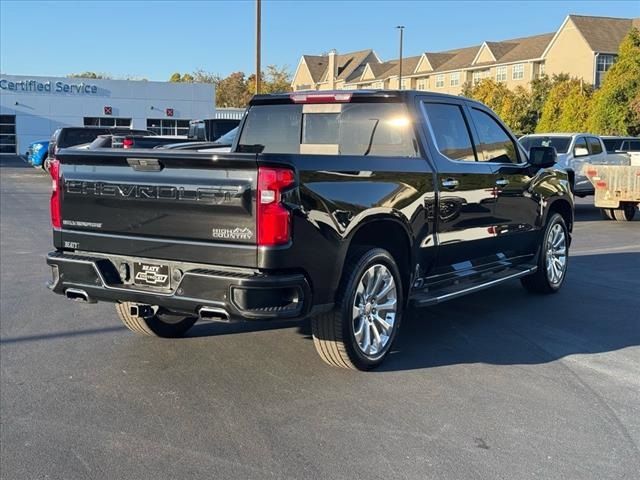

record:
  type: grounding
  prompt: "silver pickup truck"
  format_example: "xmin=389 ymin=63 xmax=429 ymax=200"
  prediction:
xmin=520 ymin=133 xmax=629 ymax=197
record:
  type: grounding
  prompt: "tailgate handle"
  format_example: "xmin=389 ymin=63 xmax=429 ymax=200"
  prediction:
xmin=127 ymin=158 xmax=163 ymax=172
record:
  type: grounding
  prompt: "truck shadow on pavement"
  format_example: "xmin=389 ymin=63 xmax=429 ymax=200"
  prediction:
xmin=377 ymin=252 xmax=639 ymax=372
xmin=184 ymin=252 xmax=639 ymax=372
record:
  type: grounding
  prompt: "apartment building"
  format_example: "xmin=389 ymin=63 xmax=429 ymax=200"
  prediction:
xmin=291 ymin=14 xmax=639 ymax=94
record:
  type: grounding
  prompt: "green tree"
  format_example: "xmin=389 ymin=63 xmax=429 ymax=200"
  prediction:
xmin=467 ymin=78 xmax=513 ymax=115
xmin=216 ymin=71 xmax=251 ymax=107
xmin=169 ymin=72 xmax=195 ymax=83
xmin=536 ymin=77 xmax=592 ymax=132
xmin=500 ymin=86 xmax=532 ymax=134
xmin=67 ymin=72 xmax=111 ymax=79
xmin=588 ymin=27 xmax=640 ymax=135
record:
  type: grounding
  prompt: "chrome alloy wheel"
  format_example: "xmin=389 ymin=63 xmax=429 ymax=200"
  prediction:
xmin=545 ymin=223 xmax=567 ymax=285
xmin=352 ymin=264 xmax=397 ymax=358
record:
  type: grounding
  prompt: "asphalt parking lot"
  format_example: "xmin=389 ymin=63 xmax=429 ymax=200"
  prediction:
xmin=1 ymin=157 xmax=639 ymax=480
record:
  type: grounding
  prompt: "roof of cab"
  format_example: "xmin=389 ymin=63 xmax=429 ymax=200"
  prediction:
xmin=249 ymin=89 xmax=483 ymax=106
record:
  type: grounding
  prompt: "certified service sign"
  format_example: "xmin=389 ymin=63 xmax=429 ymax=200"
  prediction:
xmin=0 ymin=78 xmax=99 ymax=95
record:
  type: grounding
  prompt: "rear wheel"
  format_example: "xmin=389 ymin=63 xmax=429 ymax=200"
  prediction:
xmin=612 ymin=203 xmax=636 ymax=221
xmin=521 ymin=213 xmax=569 ymax=294
xmin=116 ymin=302 xmax=197 ymax=338
xmin=601 ymin=208 xmax=615 ymax=220
xmin=311 ymin=248 xmax=403 ymax=370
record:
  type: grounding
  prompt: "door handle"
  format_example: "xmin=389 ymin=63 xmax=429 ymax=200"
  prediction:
xmin=495 ymin=178 xmax=509 ymax=187
xmin=441 ymin=178 xmax=459 ymax=189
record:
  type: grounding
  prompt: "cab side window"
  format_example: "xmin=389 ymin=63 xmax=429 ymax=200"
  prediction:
xmin=574 ymin=137 xmax=589 ymax=157
xmin=423 ymin=102 xmax=477 ymax=161
xmin=469 ymin=108 xmax=519 ymax=163
xmin=587 ymin=137 xmax=603 ymax=155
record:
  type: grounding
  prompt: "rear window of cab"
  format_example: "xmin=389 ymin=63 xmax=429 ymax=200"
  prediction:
xmin=237 ymin=103 xmax=418 ymax=157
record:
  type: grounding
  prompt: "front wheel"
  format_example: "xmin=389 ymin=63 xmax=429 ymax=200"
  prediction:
xmin=311 ymin=248 xmax=403 ymax=370
xmin=116 ymin=302 xmax=197 ymax=338
xmin=521 ymin=213 xmax=569 ymax=294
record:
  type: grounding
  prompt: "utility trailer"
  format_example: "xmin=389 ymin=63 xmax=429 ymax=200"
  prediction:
xmin=585 ymin=164 xmax=640 ymax=221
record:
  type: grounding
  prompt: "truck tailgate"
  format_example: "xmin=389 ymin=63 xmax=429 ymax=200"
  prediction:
xmin=55 ymin=149 xmax=258 ymax=267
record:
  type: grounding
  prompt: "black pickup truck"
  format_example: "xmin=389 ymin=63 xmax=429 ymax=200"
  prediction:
xmin=46 ymin=90 xmax=573 ymax=370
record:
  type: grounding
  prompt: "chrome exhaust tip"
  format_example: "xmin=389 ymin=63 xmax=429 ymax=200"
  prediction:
xmin=198 ymin=306 xmax=230 ymax=322
xmin=65 ymin=288 xmax=95 ymax=303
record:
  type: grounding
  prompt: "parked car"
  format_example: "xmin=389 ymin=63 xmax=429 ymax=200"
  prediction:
xmin=46 ymin=90 xmax=573 ymax=370
xmin=601 ymin=135 xmax=640 ymax=165
xmin=48 ymin=127 xmax=155 ymax=167
xmin=187 ymin=118 xmax=240 ymax=141
xmin=87 ymin=131 xmax=158 ymax=149
xmin=109 ymin=134 xmax=193 ymax=149
xmin=25 ymin=139 xmax=49 ymax=169
xmin=155 ymin=127 xmax=239 ymax=151
xmin=519 ymin=133 xmax=627 ymax=197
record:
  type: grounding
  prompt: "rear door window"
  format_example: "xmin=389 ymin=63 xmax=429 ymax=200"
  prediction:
xmin=587 ymin=137 xmax=603 ymax=155
xmin=238 ymin=102 xmax=418 ymax=157
xmin=469 ymin=108 xmax=519 ymax=163
xmin=422 ymin=102 xmax=476 ymax=161
xmin=602 ymin=138 xmax=623 ymax=152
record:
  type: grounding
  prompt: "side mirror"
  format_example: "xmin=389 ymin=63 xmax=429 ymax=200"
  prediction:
xmin=574 ymin=146 xmax=589 ymax=157
xmin=529 ymin=146 xmax=557 ymax=168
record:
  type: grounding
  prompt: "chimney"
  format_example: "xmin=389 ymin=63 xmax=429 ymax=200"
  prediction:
xmin=327 ymin=49 xmax=337 ymax=89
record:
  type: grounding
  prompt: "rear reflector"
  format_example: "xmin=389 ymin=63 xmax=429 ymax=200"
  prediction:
xmin=596 ymin=180 xmax=607 ymax=189
xmin=586 ymin=168 xmax=598 ymax=177
xmin=49 ymin=159 xmax=61 ymax=229
xmin=257 ymin=167 xmax=295 ymax=246
xmin=290 ymin=93 xmax=352 ymax=104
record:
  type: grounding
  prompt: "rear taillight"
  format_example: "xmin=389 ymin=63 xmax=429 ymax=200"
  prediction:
xmin=122 ymin=137 xmax=134 ymax=149
xmin=257 ymin=167 xmax=295 ymax=246
xmin=49 ymin=159 xmax=61 ymax=229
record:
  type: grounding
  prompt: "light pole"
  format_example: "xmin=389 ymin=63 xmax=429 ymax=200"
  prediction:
xmin=256 ymin=0 xmax=262 ymax=94
xmin=396 ymin=25 xmax=405 ymax=90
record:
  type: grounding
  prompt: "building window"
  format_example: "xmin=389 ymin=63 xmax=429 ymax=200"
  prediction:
xmin=496 ymin=66 xmax=507 ymax=82
xmin=372 ymin=81 xmax=384 ymax=89
xmin=417 ymin=78 xmax=429 ymax=90
xmin=0 ymin=114 xmax=17 ymax=154
xmin=401 ymin=78 xmax=410 ymax=89
xmin=538 ymin=62 xmax=545 ymax=77
xmin=450 ymin=72 xmax=460 ymax=87
xmin=472 ymin=69 xmax=490 ymax=85
xmin=597 ymin=54 xmax=616 ymax=72
xmin=512 ymin=64 xmax=525 ymax=80
xmin=435 ymin=75 xmax=445 ymax=88
xmin=84 ymin=117 xmax=132 ymax=128
xmin=146 ymin=119 xmax=190 ymax=136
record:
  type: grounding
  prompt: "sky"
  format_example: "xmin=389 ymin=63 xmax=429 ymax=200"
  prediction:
xmin=1 ymin=0 xmax=639 ymax=81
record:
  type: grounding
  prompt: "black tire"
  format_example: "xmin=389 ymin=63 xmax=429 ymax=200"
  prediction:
xmin=116 ymin=302 xmax=197 ymax=338
xmin=612 ymin=203 xmax=636 ymax=222
xmin=311 ymin=247 xmax=403 ymax=370
xmin=521 ymin=213 xmax=569 ymax=294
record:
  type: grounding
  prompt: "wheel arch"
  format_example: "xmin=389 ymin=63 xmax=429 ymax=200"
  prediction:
xmin=547 ymin=197 xmax=574 ymax=233
xmin=342 ymin=215 xmax=414 ymax=299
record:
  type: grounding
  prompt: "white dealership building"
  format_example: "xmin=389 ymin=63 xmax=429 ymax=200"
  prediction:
xmin=0 ymin=74 xmax=216 ymax=155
